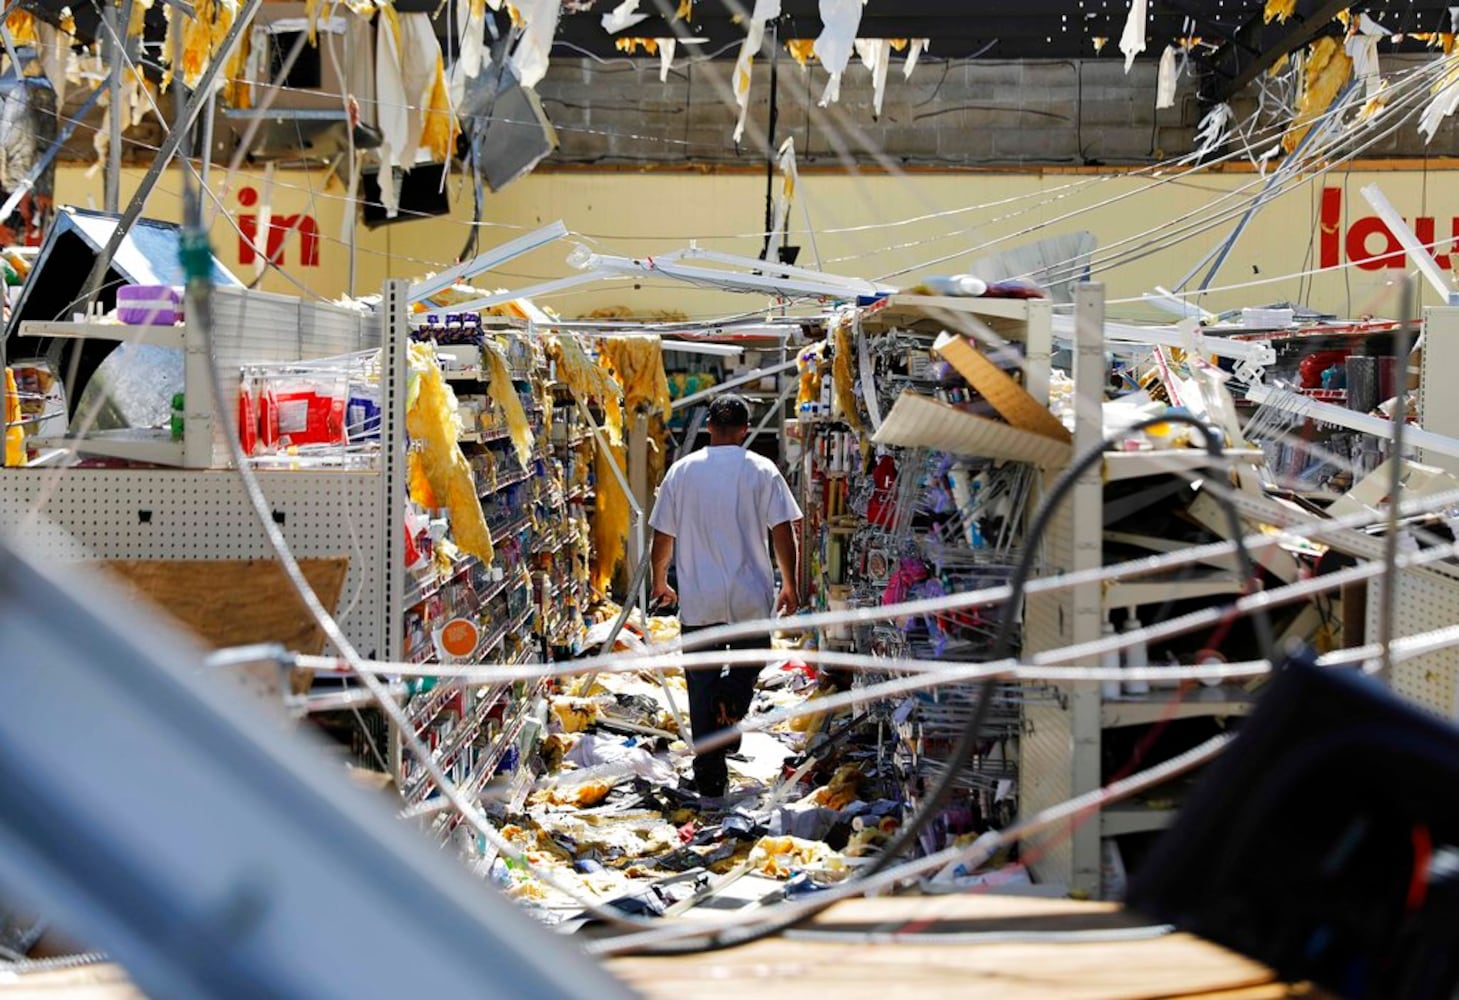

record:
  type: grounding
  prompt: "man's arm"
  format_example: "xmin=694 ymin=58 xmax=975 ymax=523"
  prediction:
xmin=650 ymin=530 xmax=677 ymax=608
xmin=771 ymin=520 xmax=799 ymax=616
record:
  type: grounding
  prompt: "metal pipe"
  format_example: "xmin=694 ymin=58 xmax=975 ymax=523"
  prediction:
xmin=672 ymin=358 xmax=799 ymax=410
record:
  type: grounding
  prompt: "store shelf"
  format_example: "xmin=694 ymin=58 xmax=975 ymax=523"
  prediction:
xmin=445 ymin=684 xmax=546 ymax=834
xmin=1104 ymin=573 xmax=1244 ymax=608
xmin=1099 ymin=802 xmax=1178 ymax=836
xmin=479 ymin=465 xmax=532 ymax=497
xmin=1100 ymin=685 xmax=1258 ymax=729
xmin=407 ymin=681 xmax=462 ymax=735
xmin=444 ymin=368 xmax=484 ymax=381
xmin=19 ymin=319 xmax=186 ymax=349
xmin=489 ymin=511 xmax=533 ymax=539
xmin=479 ymin=600 xmax=536 ymax=655
xmin=403 ymin=683 xmax=510 ymax=805
xmin=404 ymin=555 xmax=480 ymax=609
xmin=1102 ymin=448 xmax=1265 ymax=483
xmin=872 ymin=293 xmax=1037 ymax=325
xmin=30 ymin=428 xmax=185 ymax=465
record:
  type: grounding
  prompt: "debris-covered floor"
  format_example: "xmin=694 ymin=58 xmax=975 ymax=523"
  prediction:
xmin=473 ymin=612 xmax=913 ymax=928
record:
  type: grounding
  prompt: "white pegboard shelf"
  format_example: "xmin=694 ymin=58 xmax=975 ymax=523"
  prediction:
xmin=1100 ymin=685 xmax=1258 ymax=729
xmin=1099 ymin=802 xmax=1177 ymax=837
xmin=1102 ymin=448 xmax=1265 ymax=483
xmin=29 ymin=428 xmax=184 ymax=465
xmin=18 ymin=320 xmax=185 ymax=349
xmin=0 ymin=467 xmax=389 ymax=658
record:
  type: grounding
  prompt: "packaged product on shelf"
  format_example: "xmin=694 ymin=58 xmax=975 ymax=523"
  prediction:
xmin=116 ymin=284 xmax=184 ymax=325
xmin=273 ymin=375 xmax=348 ymax=448
xmin=237 ymin=378 xmax=259 ymax=456
xmin=347 ymin=381 xmax=382 ymax=442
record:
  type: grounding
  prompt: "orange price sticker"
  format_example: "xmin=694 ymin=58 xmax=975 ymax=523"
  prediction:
xmin=439 ymin=617 xmax=480 ymax=659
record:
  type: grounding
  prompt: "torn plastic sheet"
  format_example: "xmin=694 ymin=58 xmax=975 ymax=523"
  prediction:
xmin=450 ymin=0 xmax=488 ymax=108
xmin=732 ymin=0 xmax=780 ymax=142
xmin=1120 ymin=0 xmax=1147 ymax=72
xmin=854 ymin=38 xmax=892 ymax=117
xmin=1156 ymin=45 xmax=1177 ymax=109
xmin=601 ymin=0 xmax=650 ymax=34
xmin=1419 ymin=58 xmax=1459 ymax=143
xmin=1195 ymin=101 xmax=1233 ymax=158
xmin=1346 ymin=18 xmax=1386 ymax=100
xmin=904 ymin=38 xmax=927 ymax=79
xmin=565 ymin=733 xmax=678 ymax=786
xmin=814 ymin=0 xmax=863 ymax=106
xmin=511 ymin=0 xmax=560 ymax=88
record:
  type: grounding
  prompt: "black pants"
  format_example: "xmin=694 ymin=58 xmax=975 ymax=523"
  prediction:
xmin=682 ymin=625 xmax=762 ymax=797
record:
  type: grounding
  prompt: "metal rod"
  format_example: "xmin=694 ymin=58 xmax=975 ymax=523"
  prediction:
xmin=1377 ymin=277 xmax=1415 ymax=680
xmin=104 ymin=0 xmax=126 ymax=212
xmin=1180 ymin=82 xmax=1355 ymax=294
xmin=743 ymin=376 xmax=795 ymax=452
xmin=672 ymin=358 xmax=799 ymax=410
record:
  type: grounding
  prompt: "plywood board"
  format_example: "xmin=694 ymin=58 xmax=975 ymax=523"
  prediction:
xmin=873 ymin=391 xmax=1073 ymax=468
xmin=606 ymin=894 xmax=1301 ymax=1000
xmin=934 ymin=331 xmax=1072 ymax=443
xmin=101 ymin=558 xmax=349 ymax=657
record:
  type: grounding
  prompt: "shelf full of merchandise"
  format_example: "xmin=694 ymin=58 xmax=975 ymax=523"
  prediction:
xmin=396 ymin=317 xmax=601 ymax=823
xmin=800 ymin=293 xmax=1056 ymax=850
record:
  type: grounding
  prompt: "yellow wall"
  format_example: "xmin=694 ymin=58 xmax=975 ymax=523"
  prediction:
xmin=50 ymin=162 xmax=1459 ymax=319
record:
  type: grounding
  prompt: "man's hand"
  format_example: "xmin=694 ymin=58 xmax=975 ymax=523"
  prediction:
xmin=651 ymin=580 xmax=678 ymax=610
xmin=775 ymin=582 xmax=799 ymax=617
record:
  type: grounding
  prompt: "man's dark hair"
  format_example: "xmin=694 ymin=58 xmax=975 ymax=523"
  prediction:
xmin=706 ymin=393 xmax=751 ymax=429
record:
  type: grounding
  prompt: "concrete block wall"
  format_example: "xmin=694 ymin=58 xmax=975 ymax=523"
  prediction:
xmin=533 ymin=52 xmax=1459 ymax=168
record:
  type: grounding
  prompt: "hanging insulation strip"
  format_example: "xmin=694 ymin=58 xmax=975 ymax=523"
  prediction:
xmin=405 ymin=343 xmax=494 ymax=563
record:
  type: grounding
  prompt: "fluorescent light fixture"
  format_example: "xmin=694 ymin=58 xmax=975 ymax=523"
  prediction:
xmin=409 ymin=221 xmax=569 ymax=305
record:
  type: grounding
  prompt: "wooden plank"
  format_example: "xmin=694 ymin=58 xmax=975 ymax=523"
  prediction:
xmin=101 ymin=558 xmax=349 ymax=693
xmin=606 ymin=894 xmax=1301 ymax=1000
xmin=933 ymin=331 xmax=1072 ymax=443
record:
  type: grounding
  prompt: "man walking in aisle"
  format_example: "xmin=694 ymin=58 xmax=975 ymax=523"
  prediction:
xmin=649 ymin=393 xmax=801 ymax=799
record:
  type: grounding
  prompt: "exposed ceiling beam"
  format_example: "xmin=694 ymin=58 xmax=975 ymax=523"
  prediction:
xmin=1200 ymin=0 xmax=1363 ymax=101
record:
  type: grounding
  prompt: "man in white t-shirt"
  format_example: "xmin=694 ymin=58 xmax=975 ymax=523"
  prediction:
xmin=648 ymin=393 xmax=802 ymax=799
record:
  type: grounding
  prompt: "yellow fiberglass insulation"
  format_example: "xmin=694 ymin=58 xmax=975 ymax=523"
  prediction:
xmin=419 ymin=54 xmax=459 ymax=162
xmin=592 ymin=438 xmax=630 ymax=594
xmin=831 ymin=315 xmax=863 ymax=431
xmin=482 ymin=340 xmax=534 ymax=469
xmin=549 ymin=334 xmax=623 ymax=444
xmin=599 ymin=336 xmax=672 ymax=420
xmin=1263 ymin=0 xmax=1296 ymax=23
xmin=406 ymin=343 xmax=494 ymax=564
xmin=1284 ymin=37 xmax=1353 ymax=153
xmin=592 ymin=336 xmax=671 ymax=592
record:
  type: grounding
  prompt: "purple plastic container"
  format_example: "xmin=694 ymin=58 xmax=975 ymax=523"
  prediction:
xmin=116 ymin=285 xmax=184 ymax=325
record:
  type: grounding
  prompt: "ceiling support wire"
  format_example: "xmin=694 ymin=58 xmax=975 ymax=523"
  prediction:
xmin=1015 ymin=66 xmax=1444 ymax=291
xmin=290 ymin=474 xmax=1459 ymax=692
xmin=876 ymin=53 xmax=1452 ymax=285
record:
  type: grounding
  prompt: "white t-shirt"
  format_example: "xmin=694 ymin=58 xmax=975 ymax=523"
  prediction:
xmin=648 ymin=445 xmax=802 ymax=627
